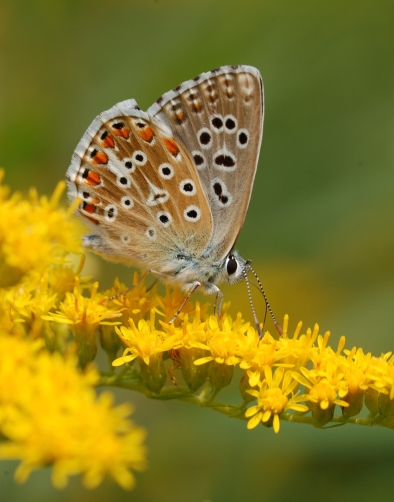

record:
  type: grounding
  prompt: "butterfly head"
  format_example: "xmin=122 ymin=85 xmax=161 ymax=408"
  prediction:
xmin=224 ymin=251 xmax=249 ymax=285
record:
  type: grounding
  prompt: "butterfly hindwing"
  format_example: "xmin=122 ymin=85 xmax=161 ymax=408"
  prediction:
xmin=66 ymin=99 xmax=213 ymax=270
xmin=147 ymin=65 xmax=264 ymax=261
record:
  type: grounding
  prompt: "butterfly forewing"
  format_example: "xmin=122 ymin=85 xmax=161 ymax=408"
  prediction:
xmin=67 ymin=99 xmax=213 ymax=270
xmin=148 ymin=65 xmax=263 ymax=261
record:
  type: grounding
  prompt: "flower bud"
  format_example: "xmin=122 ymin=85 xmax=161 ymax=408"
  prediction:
xmin=364 ymin=388 xmax=379 ymax=415
xmin=72 ymin=326 xmax=97 ymax=369
xmin=138 ymin=354 xmax=167 ymax=394
xmin=341 ymin=389 xmax=364 ymax=419
xmin=309 ymin=402 xmax=335 ymax=426
xmin=378 ymin=392 xmax=394 ymax=417
xmin=100 ymin=325 xmax=122 ymax=365
xmin=209 ymin=361 xmax=234 ymax=392
xmin=239 ymin=372 xmax=256 ymax=403
xmin=178 ymin=347 xmax=209 ymax=392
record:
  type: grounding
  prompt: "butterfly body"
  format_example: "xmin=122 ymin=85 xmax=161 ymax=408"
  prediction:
xmin=67 ymin=65 xmax=263 ymax=312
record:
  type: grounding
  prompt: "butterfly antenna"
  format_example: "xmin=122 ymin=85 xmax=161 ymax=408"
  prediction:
xmin=242 ymin=267 xmax=263 ymax=339
xmin=248 ymin=264 xmax=283 ymax=336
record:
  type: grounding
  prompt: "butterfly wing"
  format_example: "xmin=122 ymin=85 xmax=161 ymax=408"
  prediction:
xmin=66 ymin=99 xmax=213 ymax=273
xmin=147 ymin=65 xmax=264 ymax=262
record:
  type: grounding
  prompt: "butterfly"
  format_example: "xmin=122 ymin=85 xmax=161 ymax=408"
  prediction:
xmin=66 ymin=65 xmax=281 ymax=336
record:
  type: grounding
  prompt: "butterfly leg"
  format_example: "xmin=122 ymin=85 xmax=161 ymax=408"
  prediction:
xmin=213 ymin=288 xmax=224 ymax=319
xmin=108 ymin=270 xmax=150 ymax=301
xmin=168 ymin=281 xmax=201 ymax=325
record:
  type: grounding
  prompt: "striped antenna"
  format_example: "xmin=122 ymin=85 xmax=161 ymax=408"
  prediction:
xmin=248 ymin=264 xmax=283 ymax=336
xmin=242 ymin=265 xmax=263 ymax=338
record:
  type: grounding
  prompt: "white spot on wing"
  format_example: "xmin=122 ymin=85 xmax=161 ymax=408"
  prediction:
xmin=146 ymin=227 xmax=157 ymax=241
xmin=213 ymin=148 xmax=237 ymax=172
xmin=123 ymin=158 xmax=135 ymax=172
xmin=121 ymin=234 xmax=131 ymax=244
xmin=224 ymin=115 xmax=238 ymax=133
xmin=104 ymin=204 xmax=117 ymax=221
xmin=237 ymin=129 xmax=249 ymax=149
xmin=132 ymin=151 xmax=147 ymax=166
xmin=210 ymin=114 xmax=224 ymax=132
xmin=197 ymin=127 xmax=213 ymax=149
xmin=179 ymin=179 xmax=196 ymax=196
xmin=191 ymin=151 xmax=206 ymax=170
xmin=145 ymin=179 xmax=169 ymax=206
xmin=210 ymin=178 xmax=233 ymax=208
xmin=157 ymin=211 xmax=172 ymax=228
xmin=184 ymin=205 xmax=201 ymax=222
xmin=158 ymin=163 xmax=174 ymax=179
xmin=121 ymin=196 xmax=134 ymax=208
xmin=117 ymin=174 xmax=131 ymax=188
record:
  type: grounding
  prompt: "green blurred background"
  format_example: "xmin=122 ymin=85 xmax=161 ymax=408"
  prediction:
xmin=1 ymin=0 xmax=394 ymax=500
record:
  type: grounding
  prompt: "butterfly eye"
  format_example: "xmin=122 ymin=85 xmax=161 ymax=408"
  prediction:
xmin=226 ymin=255 xmax=238 ymax=275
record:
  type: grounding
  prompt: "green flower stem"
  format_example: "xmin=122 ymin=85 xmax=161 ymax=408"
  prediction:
xmin=280 ymin=412 xmax=387 ymax=428
xmin=98 ymin=373 xmax=392 ymax=428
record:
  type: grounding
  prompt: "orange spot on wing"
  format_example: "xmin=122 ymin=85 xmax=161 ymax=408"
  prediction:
xmin=192 ymin=101 xmax=203 ymax=112
xmin=163 ymin=138 xmax=180 ymax=157
xmin=113 ymin=128 xmax=130 ymax=139
xmin=102 ymin=135 xmax=115 ymax=148
xmin=83 ymin=203 xmax=97 ymax=214
xmin=80 ymin=202 xmax=99 ymax=224
xmin=175 ymin=110 xmax=184 ymax=122
xmin=86 ymin=171 xmax=101 ymax=185
xmin=92 ymin=152 xmax=108 ymax=165
xmin=138 ymin=127 xmax=154 ymax=142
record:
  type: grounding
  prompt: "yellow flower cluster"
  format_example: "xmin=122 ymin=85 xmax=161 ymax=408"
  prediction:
xmin=111 ymin=308 xmax=394 ymax=432
xmin=0 ymin=335 xmax=146 ymax=489
xmin=0 ymin=169 xmax=81 ymax=288
xmin=1 ymin=171 xmax=394 ymax=490
xmin=0 ymin=173 xmax=147 ymax=489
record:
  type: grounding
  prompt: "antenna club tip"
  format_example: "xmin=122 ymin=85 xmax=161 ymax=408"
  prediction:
xmin=275 ymin=322 xmax=283 ymax=337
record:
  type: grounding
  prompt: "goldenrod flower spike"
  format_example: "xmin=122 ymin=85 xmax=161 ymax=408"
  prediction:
xmin=4 ymin=174 xmax=394 ymax=490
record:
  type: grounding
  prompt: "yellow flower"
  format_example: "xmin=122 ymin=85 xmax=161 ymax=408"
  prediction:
xmin=113 ymin=309 xmax=178 ymax=367
xmin=0 ymin=174 xmax=81 ymax=286
xmin=5 ymin=275 xmax=58 ymax=333
xmin=245 ymin=366 xmax=308 ymax=433
xmin=340 ymin=347 xmax=372 ymax=417
xmin=156 ymin=284 xmax=210 ymax=324
xmin=192 ymin=314 xmax=245 ymax=366
xmin=43 ymin=278 xmax=122 ymax=367
xmin=103 ymin=272 xmax=159 ymax=325
xmin=0 ymin=334 xmax=146 ymax=489
xmin=292 ymin=361 xmax=349 ymax=425
xmin=0 ymin=289 xmax=25 ymax=334
xmin=279 ymin=318 xmax=320 ymax=370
